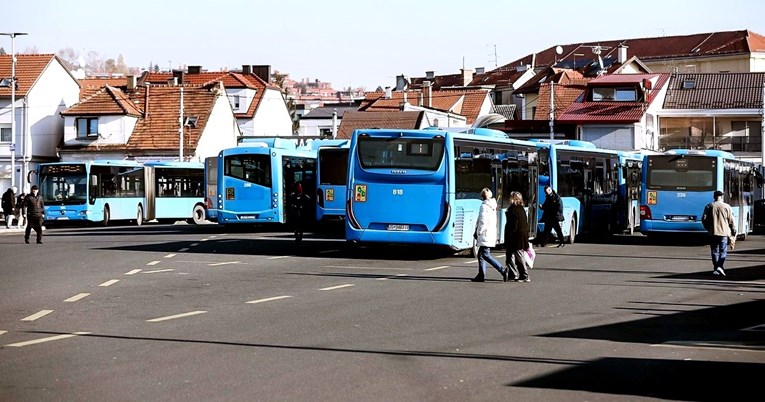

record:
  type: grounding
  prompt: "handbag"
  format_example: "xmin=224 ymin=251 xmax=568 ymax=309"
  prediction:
xmin=523 ymin=244 xmax=536 ymax=269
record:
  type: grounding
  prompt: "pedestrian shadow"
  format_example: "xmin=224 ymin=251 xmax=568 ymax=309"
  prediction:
xmin=290 ymin=272 xmax=480 ymax=283
xmin=661 ymin=263 xmax=765 ymax=282
xmin=512 ymin=357 xmax=763 ymax=401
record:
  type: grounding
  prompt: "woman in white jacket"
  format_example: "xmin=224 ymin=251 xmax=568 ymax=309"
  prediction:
xmin=472 ymin=188 xmax=509 ymax=282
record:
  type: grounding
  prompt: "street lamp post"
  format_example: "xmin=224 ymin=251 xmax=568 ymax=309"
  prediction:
xmin=1 ymin=32 xmax=27 ymax=189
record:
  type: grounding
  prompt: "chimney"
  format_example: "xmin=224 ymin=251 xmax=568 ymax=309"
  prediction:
xmin=252 ymin=65 xmax=272 ymax=83
xmin=423 ymin=81 xmax=432 ymax=107
xmin=395 ymin=74 xmax=408 ymax=91
xmin=242 ymin=65 xmax=252 ymax=75
xmin=425 ymin=71 xmax=435 ymax=79
xmin=126 ymin=75 xmax=137 ymax=91
xmin=418 ymin=92 xmax=424 ymax=106
xmin=618 ymin=45 xmax=629 ymax=64
xmin=172 ymin=70 xmax=185 ymax=85
xmin=461 ymin=68 xmax=474 ymax=86
xmin=475 ymin=67 xmax=485 ymax=75
xmin=187 ymin=65 xmax=201 ymax=74
xmin=384 ymin=86 xmax=392 ymax=99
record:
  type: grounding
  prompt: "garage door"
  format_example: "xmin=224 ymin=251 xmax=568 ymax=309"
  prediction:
xmin=582 ymin=126 xmax=634 ymax=150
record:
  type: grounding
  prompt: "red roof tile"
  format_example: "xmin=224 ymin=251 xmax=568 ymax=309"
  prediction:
xmin=337 ymin=111 xmax=423 ymax=139
xmin=62 ymin=86 xmax=142 ymax=116
xmin=0 ymin=54 xmax=66 ymax=97
xmin=557 ymin=74 xmax=670 ymax=123
xmin=359 ymin=89 xmax=490 ymax=124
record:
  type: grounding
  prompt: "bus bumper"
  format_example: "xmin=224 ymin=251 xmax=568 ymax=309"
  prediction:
xmin=640 ymin=219 xmax=706 ymax=234
xmin=345 ymin=228 xmax=450 ymax=245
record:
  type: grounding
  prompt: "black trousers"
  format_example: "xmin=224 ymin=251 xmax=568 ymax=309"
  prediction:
xmin=25 ymin=215 xmax=43 ymax=242
xmin=541 ymin=220 xmax=564 ymax=245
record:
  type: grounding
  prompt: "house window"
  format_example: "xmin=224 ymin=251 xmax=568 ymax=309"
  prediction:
xmin=232 ymin=95 xmax=240 ymax=110
xmin=0 ymin=126 xmax=10 ymax=143
xmin=76 ymin=118 xmax=99 ymax=138
xmin=592 ymin=87 xmax=638 ymax=102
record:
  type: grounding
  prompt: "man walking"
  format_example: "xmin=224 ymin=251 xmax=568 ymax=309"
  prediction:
xmin=23 ymin=185 xmax=45 ymax=244
xmin=701 ymin=190 xmax=736 ymax=276
xmin=2 ymin=186 xmax=17 ymax=228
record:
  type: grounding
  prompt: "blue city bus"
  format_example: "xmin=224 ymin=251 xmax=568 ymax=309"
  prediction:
xmin=312 ymin=139 xmax=350 ymax=222
xmin=40 ymin=160 xmax=145 ymax=226
xmin=345 ymin=128 xmax=538 ymax=252
xmin=533 ymin=140 xmax=642 ymax=243
xmin=143 ymin=161 xmax=206 ymax=224
xmin=205 ymin=138 xmax=317 ymax=225
xmin=639 ymin=149 xmax=761 ymax=237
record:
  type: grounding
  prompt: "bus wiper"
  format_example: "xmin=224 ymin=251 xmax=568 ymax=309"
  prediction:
xmin=667 ymin=154 xmax=685 ymax=163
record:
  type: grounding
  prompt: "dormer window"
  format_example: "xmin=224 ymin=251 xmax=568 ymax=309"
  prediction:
xmin=76 ymin=117 xmax=99 ymax=139
xmin=592 ymin=87 xmax=638 ymax=102
xmin=682 ymin=78 xmax=696 ymax=89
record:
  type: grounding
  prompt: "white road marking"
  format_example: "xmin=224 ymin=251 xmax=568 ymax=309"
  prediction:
xmin=655 ymin=341 xmax=765 ymax=352
xmin=208 ymin=261 xmax=240 ymax=266
xmin=463 ymin=260 xmax=478 ymax=264
xmin=200 ymin=239 xmax=209 ymax=242
xmin=320 ymin=284 xmax=355 ymax=291
xmin=425 ymin=265 xmax=450 ymax=271
xmin=21 ymin=310 xmax=54 ymax=321
xmin=209 ymin=235 xmax=218 ymax=239
xmin=323 ymin=265 xmax=412 ymax=271
xmin=190 ymin=243 xmax=200 ymax=247
xmin=178 ymin=247 xmax=189 ymax=252
xmin=99 ymin=279 xmax=120 ymax=287
xmin=142 ymin=269 xmax=175 ymax=274
xmin=377 ymin=274 xmax=408 ymax=281
xmin=147 ymin=310 xmax=207 ymax=323
xmin=125 ymin=269 xmax=142 ymax=275
xmin=0 ymin=330 xmax=7 ymax=336
xmin=64 ymin=293 xmax=90 ymax=302
xmin=246 ymin=295 xmax=293 ymax=304
xmin=164 ymin=253 xmax=177 ymax=259
xmin=318 ymin=249 xmax=340 ymax=254
xmin=742 ymin=324 xmax=765 ymax=331
xmin=5 ymin=332 xmax=91 ymax=348
xmin=267 ymin=256 xmax=291 ymax=260
xmin=147 ymin=261 xmax=161 ymax=266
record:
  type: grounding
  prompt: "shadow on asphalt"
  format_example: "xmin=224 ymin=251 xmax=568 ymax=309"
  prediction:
xmin=512 ymin=357 xmax=764 ymax=401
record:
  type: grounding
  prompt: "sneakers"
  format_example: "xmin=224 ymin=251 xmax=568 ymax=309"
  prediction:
xmin=713 ymin=267 xmax=726 ymax=276
xmin=501 ymin=269 xmax=509 ymax=282
xmin=470 ymin=275 xmax=485 ymax=282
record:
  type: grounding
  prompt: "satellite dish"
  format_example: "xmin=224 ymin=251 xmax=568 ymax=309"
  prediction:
xmin=555 ymin=46 xmax=563 ymax=55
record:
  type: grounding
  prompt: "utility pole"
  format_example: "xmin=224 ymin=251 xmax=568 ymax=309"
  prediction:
xmin=549 ymin=81 xmax=555 ymax=140
xmin=179 ymin=87 xmax=184 ymax=161
xmin=761 ymin=83 xmax=764 ymax=166
xmin=0 ymin=32 xmax=27 ymax=188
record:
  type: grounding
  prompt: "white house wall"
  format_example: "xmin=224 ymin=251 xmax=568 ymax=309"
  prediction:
xmin=239 ymin=88 xmax=292 ymax=136
xmin=26 ymin=61 xmax=80 ymax=159
xmin=62 ymin=115 xmax=138 ymax=146
xmin=194 ymin=94 xmax=240 ymax=161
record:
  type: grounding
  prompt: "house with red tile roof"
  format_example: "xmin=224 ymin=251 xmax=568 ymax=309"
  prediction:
xmin=141 ymin=65 xmax=293 ymax=138
xmin=58 ymin=80 xmax=238 ymax=162
xmin=359 ymin=87 xmax=492 ymax=126
xmin=658 ymin=72 xmax=765 ymax=161
xmin=336 ymin=111 xmax=429 ymax=139
xmin=557 ymin=73 xmax=671 ymax=150
xmin=0 ymin=54 xmax=80 ymax=191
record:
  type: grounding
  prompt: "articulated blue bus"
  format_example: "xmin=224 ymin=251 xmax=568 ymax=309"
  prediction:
xmin=312 ymin=139 xmax=350 ymax=222
xmin=143 ymin=161 xmax=205 ymax=224
xmin=639 ymin=149 xmax=761 ymax=237
xmin=40 ymin=160 xmax=145 ymax=226
xmin=345 ymin=128 xmax=538 ymax=252
xmin=533 ymin=140 xmax=642 ymax=243
xmin=205 ymin=138 xmax=316 ymax=225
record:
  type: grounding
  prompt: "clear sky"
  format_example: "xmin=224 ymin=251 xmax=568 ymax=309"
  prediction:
xmin=4 ymin=0 xmax=765 ymax=90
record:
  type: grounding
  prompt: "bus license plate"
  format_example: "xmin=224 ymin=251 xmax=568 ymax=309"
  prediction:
xmin=240 ymin=215 xmax=256 ymax=220
xmin=387 ymin=224 xmax=409 ymax=231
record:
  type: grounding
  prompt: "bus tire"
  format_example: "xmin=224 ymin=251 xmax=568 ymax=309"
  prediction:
xmin=102 ymin=207 xmax=110 ymax=227
xmin=567 ymin=217 xmax=576 ymax=244
xmin=192 ymin=204 xmax=206 ymax=225
xmin=136 ymin=205 xmax=143 ymax=226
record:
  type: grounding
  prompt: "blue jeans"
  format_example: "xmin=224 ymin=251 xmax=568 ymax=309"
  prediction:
xmin=477 ymin=246 xmax=505 ymax=277
xmin=710 ymin=235 xmax=728 ymax=270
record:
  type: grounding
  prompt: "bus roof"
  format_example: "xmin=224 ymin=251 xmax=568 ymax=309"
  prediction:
xmin=664 ymin=149 xmax=736 ymax=159
xmin=237 ymin=137 xmax=297 ymax=150
xmin=306 ymin=139 xmax=350 ymax=150
xmin=353 ymin=128 xmax=537 ymax=149
xmin=142 ymin=161 xmax=204 ymax=168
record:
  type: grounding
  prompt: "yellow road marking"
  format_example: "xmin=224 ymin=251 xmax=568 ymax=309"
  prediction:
xmin=21 ymin=310 xmax=54 ymax=321
xmin=64 ymin=293 xmax=90 ymax=302
xmin=5 ymin=332 xmax=91 ymax=348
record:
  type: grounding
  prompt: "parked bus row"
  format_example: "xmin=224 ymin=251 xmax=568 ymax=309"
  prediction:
xmin=38 ymin=160 xmax=205 ymax=226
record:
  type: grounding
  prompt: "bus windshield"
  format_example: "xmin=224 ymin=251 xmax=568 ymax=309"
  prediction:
xmin=319 ymin=149 xmax=348 ymax=185
xmin=224 ymin=154 xmax=271 ymax=187
xmin=39 ymin=164 xmax=88 ymax=205
xmin=647 ymin=155 xmax=716 ymax=191
xmin=357 ymin=136 xmax=445 ymax=170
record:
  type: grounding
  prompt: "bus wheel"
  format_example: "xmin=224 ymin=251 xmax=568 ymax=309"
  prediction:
xmin=103 ymin=207 xmax=110 ymax=227
xmin=567 ymin=218 xmax=576 ymax=244
xmin=192 ymin=204 xmax=206 ymax=225
xmin=136 ymin=205 xmax=143 ymax=226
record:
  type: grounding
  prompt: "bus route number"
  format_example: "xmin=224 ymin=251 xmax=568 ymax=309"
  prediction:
xmin=676 ymin=192 xmax=686 ymax=198
xmin=392 ymin=189 xmax=404 ymax=196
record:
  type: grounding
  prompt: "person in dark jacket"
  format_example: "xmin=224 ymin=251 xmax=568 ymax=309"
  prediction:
xmin=287 ymin=182 xmax=311 ymax=243
xmin=538 ymin=185 xmax=565 ymax=248
xmin=23 ymin=185 xmax=45 ymax=244
xmin=2 ymin=186 xmax=17 ymax=228
xmin=505 ymin=191 xmax=531 ymax=282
